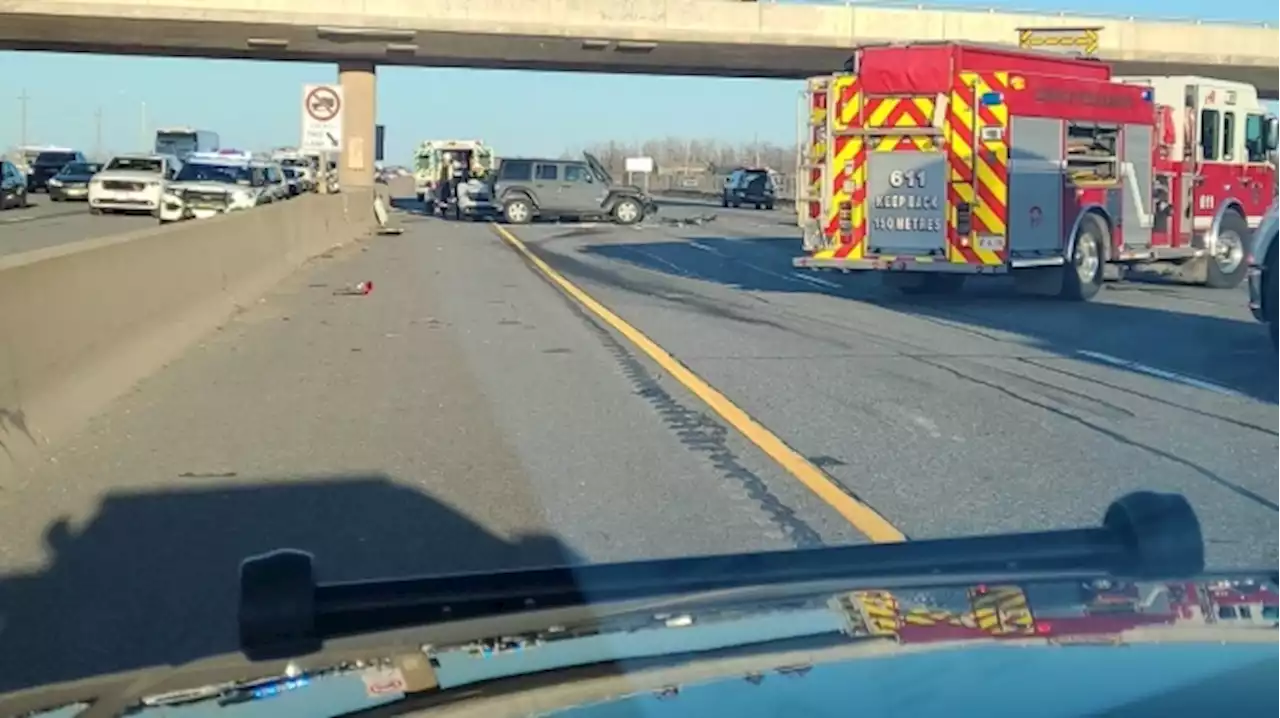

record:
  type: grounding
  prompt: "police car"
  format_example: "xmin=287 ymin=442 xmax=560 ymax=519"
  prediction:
xmin=157 ymin=150 xmax=269 ymax=223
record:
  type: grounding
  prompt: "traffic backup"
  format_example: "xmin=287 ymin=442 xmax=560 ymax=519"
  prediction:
xmin=793 ymin=42 xmax=1278 ymax=300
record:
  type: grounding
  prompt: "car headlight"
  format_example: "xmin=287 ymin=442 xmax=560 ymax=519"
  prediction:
xmin=48 ymin=178 xmax=63 ymax=188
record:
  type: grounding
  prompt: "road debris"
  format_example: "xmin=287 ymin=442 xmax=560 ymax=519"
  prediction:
xmin=657 ymin=213 xmax=717 ymax=228
xmin=334 ymin=280 xmax=374 ymax=296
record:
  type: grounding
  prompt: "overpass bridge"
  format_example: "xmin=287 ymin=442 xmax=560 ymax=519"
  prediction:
xmin=3 ymin=0 xmax=1276 ymax=186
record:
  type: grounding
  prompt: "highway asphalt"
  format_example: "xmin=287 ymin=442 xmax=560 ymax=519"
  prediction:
xmin=0 ymin=196 xmax=1275 ymax=692
xmin=0 ymin=193 xmax=155 ymax=257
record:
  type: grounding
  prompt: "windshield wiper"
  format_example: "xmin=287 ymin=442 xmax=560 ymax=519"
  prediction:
xmin=240 ymin=491 xmax=1204 ymax=660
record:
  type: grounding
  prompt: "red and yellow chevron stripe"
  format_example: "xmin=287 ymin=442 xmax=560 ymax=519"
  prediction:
xmin=808 ymin=71 xmax=1012 ymax=270
xmin=820 ymin=75 xmax=864 ymax=259
xmin=851 ymin=590 xmax=900 ymax=635
xmin=863 ymin=96 xmax=939 ymax=153
xmin=946 ymin=71 xmax=1010 ymax=266
xmin=969 ymin=585 xmax=1035 ymax=635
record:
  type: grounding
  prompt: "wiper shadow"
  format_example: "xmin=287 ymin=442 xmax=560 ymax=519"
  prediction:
xmin=0 ymin=473 xmax=578 ymax=693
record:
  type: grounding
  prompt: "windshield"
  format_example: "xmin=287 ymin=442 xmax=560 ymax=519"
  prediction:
xmin=1 ymin=42 xmax=1276 ymax=718
xmin=57 ymin=162 xmax=101 ymax=175
xmin=155 ymin=133 xmax=197 ymax=157
xmin=174 ymin=162 xmax=249 ymax=184
xmin=33 ymin=151 xmax=78 ymax=167
xmin=105 ymin=157 xmax=163 ymax=173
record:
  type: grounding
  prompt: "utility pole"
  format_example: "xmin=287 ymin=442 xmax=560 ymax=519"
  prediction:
xmin=18 ymin=90 xmax=31 ymax=148
xmin=94 ymin=107 xmax=104 ymax=160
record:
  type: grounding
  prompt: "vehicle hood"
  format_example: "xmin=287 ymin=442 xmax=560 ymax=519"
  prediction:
xmin=2 ymin=572 xmax=1274 ymax=717
xmin=542 ymin=643 xmax=1275 ymax=718
xmin=167 ymin=181 xmax=242 ymax=195
xmin=52 ymin=173 xmax=96 ymax=183
xmin=583 ymin=151 xmax=614 ymax=185
xmin=93 ymin=170 xmax=164 ymax=182
xmin=422 ymin=575 xmax=1277 ymax=690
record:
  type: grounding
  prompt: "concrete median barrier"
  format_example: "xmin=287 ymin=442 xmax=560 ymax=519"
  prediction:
xmin=0 ymin=192 xmax=375 ymax=485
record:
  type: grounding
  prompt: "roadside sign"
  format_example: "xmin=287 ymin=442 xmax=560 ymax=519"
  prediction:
xmin=301 ymin=84 xmax=344 ymax=152
xmin=1016 ymin=27 xmax=1101 ymax=58
xmin=624 ymin=156 xmax=654 ymax=173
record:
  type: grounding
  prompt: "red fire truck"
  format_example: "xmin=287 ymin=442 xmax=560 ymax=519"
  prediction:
xmin=793 ymin=42 xmax=1279 ymax=299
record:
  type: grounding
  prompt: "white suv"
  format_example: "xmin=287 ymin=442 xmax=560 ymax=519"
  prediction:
xmin=88 ymin=153 xmax=178 ymax=215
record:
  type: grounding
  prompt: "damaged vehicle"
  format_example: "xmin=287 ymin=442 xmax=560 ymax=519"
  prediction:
xmin=157 ymin=153 xmax=268 ymax=224
xmin=494 ymin=152 xmax=655 ymax=225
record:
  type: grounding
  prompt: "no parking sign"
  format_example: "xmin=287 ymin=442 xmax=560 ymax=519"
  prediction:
xmin=301 ymin=84 xmax=344 ymax=152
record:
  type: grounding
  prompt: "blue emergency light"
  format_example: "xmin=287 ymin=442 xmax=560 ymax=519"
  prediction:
xmin=1140 ymin=88 xmax=1154 ymax=102
xmin=979 ymin=91 xmax=1004 ymax=106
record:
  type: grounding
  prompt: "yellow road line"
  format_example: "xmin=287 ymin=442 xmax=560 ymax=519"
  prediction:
xmin=490 ymin=223 xmax=907 ymax=544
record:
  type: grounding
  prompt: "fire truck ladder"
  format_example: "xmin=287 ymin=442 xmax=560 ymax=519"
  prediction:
xmin=797 ymin=77 xmax=830 ymax=243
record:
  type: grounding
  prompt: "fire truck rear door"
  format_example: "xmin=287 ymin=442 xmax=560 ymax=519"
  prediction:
xmin=863 ymin=97 xmax=949 ymax=258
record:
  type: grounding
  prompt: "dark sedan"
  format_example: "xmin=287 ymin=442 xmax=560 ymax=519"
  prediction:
xmin=27 ymin=149 xmax=87 ymax=193
xmin=47 ymin=161 xmax=103 ymax=202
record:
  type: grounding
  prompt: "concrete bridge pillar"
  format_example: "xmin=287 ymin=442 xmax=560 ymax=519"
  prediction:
xmin=338 ymin=60 xmax=377 ymax=190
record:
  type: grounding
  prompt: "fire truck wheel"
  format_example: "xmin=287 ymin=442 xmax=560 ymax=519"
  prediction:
xmin=503 ymin=197 xmax=533 ymax=224
xmin=1062 ymin=214 xmax=1107 ymax=301
xmin=1204 ymin=210 xmax=1249 ymax=289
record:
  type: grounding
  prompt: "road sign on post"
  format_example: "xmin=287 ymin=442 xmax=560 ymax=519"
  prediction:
xmin=624 ymin=156 xmax=655 ymax=174
xmin=1016 ymin=27 xmax=1101 ymax=58
xmin=624 ymin=156 xmax=654 ymax=192
xmin=301 ymin=84 xmax=344 ymax=152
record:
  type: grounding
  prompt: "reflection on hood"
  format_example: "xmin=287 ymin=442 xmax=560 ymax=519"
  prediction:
xmin=11 ymin=575 xmax=1276 ymax=718
xmin=544 ymin=643 xmax=1276 ymax=718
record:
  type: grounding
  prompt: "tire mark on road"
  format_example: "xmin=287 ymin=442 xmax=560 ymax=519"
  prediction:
xmin=514 ymin=239 xmax=829 ymax=548
xmin=572 ymin=292 xmax=826 ymax=549
xmin=915 ymin=356 xmax=1279 ymax=513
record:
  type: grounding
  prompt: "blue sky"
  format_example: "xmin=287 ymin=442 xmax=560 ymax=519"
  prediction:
xmin=0 ymin=0 xmax=1275 ymax=163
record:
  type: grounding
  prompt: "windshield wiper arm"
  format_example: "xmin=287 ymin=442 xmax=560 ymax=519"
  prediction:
xmin=239 ymin=491 xmax=1202 ymax=660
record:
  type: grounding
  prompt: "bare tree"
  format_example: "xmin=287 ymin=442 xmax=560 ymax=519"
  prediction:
xmin=569 ymin=138 xmax=800 ymax=197
xmin=579 ymin=138 xmax=797 ymax=173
